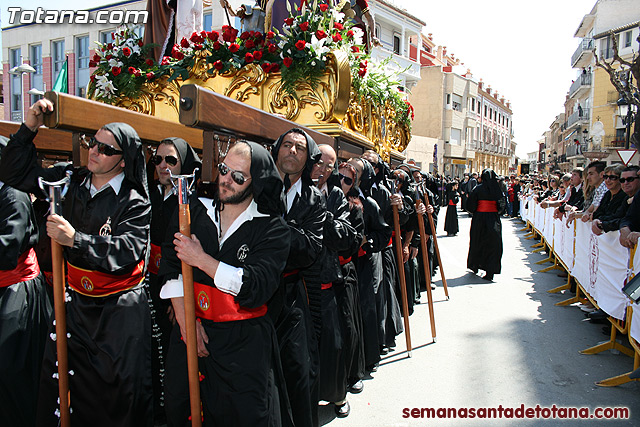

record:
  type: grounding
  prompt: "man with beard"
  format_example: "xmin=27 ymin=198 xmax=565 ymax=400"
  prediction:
xmin=0 ymin=135 xmax=52 ymax=427
xmin=467 ymin=169 xmax=506 ymax=282
xmin=147 ymin=137 xmax=201 ymax=424
xmin=271 ymin=128 xmax=326 ymax=427
xmin=0 ymin=99 xmax=152 ymax=426
xmin=158 ymin=141 xmax=290 ymax=425
xmin=347 ymin=157 xmax=391 ymax=375
xmin=361 ymin=150 xmax=405 ymax=355
xmin=311 ymin=144 xmax=361 ymax=417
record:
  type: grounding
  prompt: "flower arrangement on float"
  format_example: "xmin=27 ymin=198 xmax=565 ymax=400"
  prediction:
xmin=87 ymin=0 xmax=414 ymax=130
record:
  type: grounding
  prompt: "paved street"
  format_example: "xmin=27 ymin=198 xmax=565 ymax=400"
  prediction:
xmin=320 ymin=208 xmax=640 ymax=426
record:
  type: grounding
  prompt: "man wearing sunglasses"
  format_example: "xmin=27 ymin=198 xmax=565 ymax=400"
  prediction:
xmin=271 ymin=128 xmax=326 ymax=427
xmin=0 ymin=99 xmax=152 ymax=426
xmin=310 ymin=144 xmax=361 ymax=417
xmin=158 ymin=141 xmax=291 ymax=425
xmin=619 ymin=166 xmax=640 ymax=248
xmin=147 ymin=137 xmax=201 ymax=424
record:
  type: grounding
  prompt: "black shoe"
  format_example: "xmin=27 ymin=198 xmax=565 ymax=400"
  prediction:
xmin=366 ymin=363 xmax=378 ymax=373
xmin=380 ymin=346 xmax=389 ymax=355
xmin=348 ymin=380 xmax=364 ymax=394
xmin=483 ymin=273 xmax=494 ymax=281
xmin=334 ymin=401 xmax=350 ymax=418
xmin=470 ymin=268 xmax=478 ymax=274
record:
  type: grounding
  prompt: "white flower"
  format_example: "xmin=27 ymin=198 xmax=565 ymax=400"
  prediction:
xmin=310 ymin=35 xmax=330 ymax=58
xmin=352 ymin=27 xmax=364 ymax=46
xmin=108 ymin=58 xmax=123 ymax=68
xmin=132 ymin=45 xmax=141 ymax=55
xmin=95 ymin=74 xmax=117 ymax=99
xmin=331 ymin=10 xmax=345 ymax=22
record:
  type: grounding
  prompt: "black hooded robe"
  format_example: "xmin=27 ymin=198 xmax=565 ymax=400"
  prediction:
xmin=444 ymin=186 xmax=459 ymax=235
xmin=0 ymin=124 xmax=153 ymax=427
xmin=148 ymin=137 xmax=201 ymax=422
xmin=270 ymin=130 xmax=325 ymax=427
xmin=467 ymin=169 xmax=505 ymax=276
xmin=0 ymin=177 xmax=52 ymax=427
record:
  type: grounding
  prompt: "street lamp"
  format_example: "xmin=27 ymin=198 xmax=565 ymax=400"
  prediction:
xmin=617 ymin=95 xmax=638 ymax=150
xmin=9 ymin=58 xmax=36 ymax=122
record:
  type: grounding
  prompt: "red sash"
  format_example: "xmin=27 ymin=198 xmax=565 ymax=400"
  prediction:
xmin=449 ymin=200 xmax=456 ymax=206
xmin=0 ymin=248 xmax=40 ymax=288
xmin=148 ymin=243 xmax=162 ymax=275
xmin=477 ymin=200 xmax=498 ymax=213
xmin=67 ymin=260 xmax=145 ymax=297
xmin=339 ymin=256 xmax=352 ymax=266
xmin=358 ymin=247 xmax=367 ymax=257
xmin=193 ymin=282 xmax=267 ymax=322
xmin=321 ymin=283 xmax=332 ymax=290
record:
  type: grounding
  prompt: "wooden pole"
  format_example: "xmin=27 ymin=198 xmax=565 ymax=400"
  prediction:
xmin=416 ymin=199 xmax=437 ymax=342
xmin=177 ymin=179 xmax=202 ymax=427
xmin=422 ymin=194 xmax=450 ymax=300
xmin=392 ymin=204 xmax=412 ymax=357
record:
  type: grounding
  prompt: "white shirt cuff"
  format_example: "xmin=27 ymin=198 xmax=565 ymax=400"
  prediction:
xmin=214 ymin=262 xmax=244 ymax=296
xmin=160 ymin=274 xmax=184 ymax=299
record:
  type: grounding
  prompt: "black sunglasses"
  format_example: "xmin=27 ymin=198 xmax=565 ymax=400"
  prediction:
xmin=151 ymin=155 xmax=178 ymax=167
xmin=603 ymin=174 xmax=619 ymax=181
xmin=218 ymin=162 xmax=250 ymax=185
xmin=83 ymin=135 xmax=123 ymax=157
xmin=620 ymin=176 xmax=638 ymax=183
xmin=339 ymin=173 xmax=353 ymax=186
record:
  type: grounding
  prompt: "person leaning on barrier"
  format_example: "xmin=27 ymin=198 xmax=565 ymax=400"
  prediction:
xmin=573 ymin=160 xmax=607 ymax=224
xmin=0 ymin=99 xmax=152 ymax=427
xmin=619 ymin=166 xmax=640 ymax=248
xmin=590 ymin=165 xmax=627 ymax=236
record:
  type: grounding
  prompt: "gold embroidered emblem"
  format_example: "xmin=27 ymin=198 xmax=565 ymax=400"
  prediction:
xmin=81 ymin=276 xmax=94 ymax=292
xmin=198 ymin=291 xmax=210 ymax=311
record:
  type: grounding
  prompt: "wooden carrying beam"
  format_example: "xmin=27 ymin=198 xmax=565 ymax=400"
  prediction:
xmin=43 ymin=91 xmax=204 ymax=149
xmin=178 ymin=84 xmax=335 ymax=146
xmin=0 ymin=120 xmax=73 ymax=153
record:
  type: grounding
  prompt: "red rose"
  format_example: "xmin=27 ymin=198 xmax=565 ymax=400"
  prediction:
xmin=138 ymin=40 xmax=144 ymax=47
xmin=190 ymin=32 xmax=204 ymax=43
xmin=316 ymin=30 xmax=327 ymax=39
xmin=146 ymin=58 xmax=154 ymax=66
xmin=334 ymin=22 xmax=344 ymax=30
xmin=283 ymin=57 xmax=293 ymax=68
xmin=240 ymin=31 xmax=251 ymax=40
xmin=213 ymin=41 xmax=221 ymax=51
xmin=194 ymin=43 xmax=203 ymax=50
xmin=245 ymin=52 xmax=254 ymax=63
xmin=134 ymin=69 xmax=142 ymax=77
xmin=128 ymin=66 xmax=136 ymax=74
xmin=161 ymin=56 xmax=171 ymax=65
xmin=267 ymin=31 xmax=275 ymax=39
xmin=270 ymin=63 xmax=280 ymax=72
xmin=92 ymin=53 xmax=101 ymax=62
xmin=146 ymin=72 xmax=155 ymax=79
xmin=180 ymin=37 xmax=190 ymax=48
xmin=351 ymin=46 xmax=360 ymax=53
xmin=295 ymin=40 xmax=306 ymax=50
xmin=268 ymin=43 xmax=277 ymax=53
xmin=347 ymin=30 xmax=354 ymax=38
xmin=213 ymin=60 xmax=224 ymax=70
xmin=253 ymin=50 xmax=263 ymax=60
xmin=90 ymin=74 xmax=96 ymax=82
xmin=171 ymin=45 xmax=185 ymax=60
xmin=332 ymin=33 xmax=342 ymax=42
xmin=107 ymin=43 xmax=114 ymax=50
xmin=207 ymin=31 xmax=219 ymax=40
xmin=319 ymin=3 xmax=329 ymax=12
xmin=358 ymin=68 xmax=366 ymax=77
xmin=229 ymin=43 xmax=240 ymax=53
xmin=105 ymin=54 xmax=113 ymax=60
xmin=284 ymin=17 xmax=294 ymax=26
xmin=299 ymin=21 xmax=309 ymax=31
xmin=245 ymin=40 xmax=255 ymax=49
xmin=89 ymin=60 xmax=97 ymax=68
xmin=261 ymin=62 xmax=272 ymax=73
xmin=222 ymin=27 xmax=238 ymax=43
xmin=111 ymin=66 xmax=121 ymax=76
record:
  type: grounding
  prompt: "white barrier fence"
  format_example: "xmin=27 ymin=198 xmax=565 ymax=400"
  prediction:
xmin=520 ymin=198 xmax=639 ymax=343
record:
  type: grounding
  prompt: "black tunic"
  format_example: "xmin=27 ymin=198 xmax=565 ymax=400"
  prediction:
xmin=444 ymin=190 xmax=459 ymax=235
xmin=0 ymin=183 xmax=52 ymax=427
xmin=1 ymin=125 xmax=152 ymax=427
xmin=466 ymin=181 xmax=505 ymax=275
xmin=159 ymin=196 xmax=290 ymax=426
xmin=593 ymin=190 xmax=629 ymax=232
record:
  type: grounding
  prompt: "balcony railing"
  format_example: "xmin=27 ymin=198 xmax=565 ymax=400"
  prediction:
xmin=602 ymin=135 xmax=626 ymax=148
xmin=566 ymin=142 xmax=587 ymax=158
xmin=566 ymin=110 xmax=590 ymax=128
xmin=571 ymin=38 xmax=594 ymax=67
xmin=569 ymin=74 xmax=592 ymax=98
